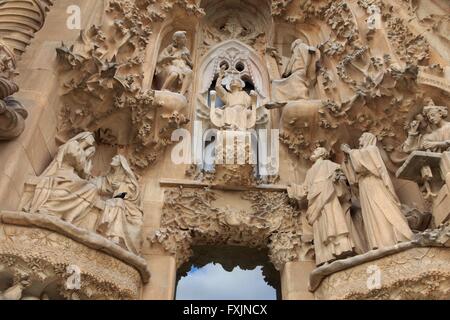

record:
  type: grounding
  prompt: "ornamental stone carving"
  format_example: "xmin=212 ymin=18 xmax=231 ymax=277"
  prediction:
xmin=0 ymin=0 xmax=53 ymax=140
xmin=21 ymin=132 xmax=145 ymax=255
xmin=288 ymin=147 xmax=357 ymax=266
xmin=0 ymin=212 xmax=148 ymax=300
xmin=0 ymin=0 xmax=450 ymax=301
xmin=55 ymin=2 xmax=192 ymax=170
xmin=149 ymin=187 xmax=314 ymax=270
xmin=0 ymin=43 xmax=26 ymax=140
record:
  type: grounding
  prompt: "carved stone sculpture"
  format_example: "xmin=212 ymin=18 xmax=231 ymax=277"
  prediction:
xmin=0 ymin=0 xmax=53 ymax=140
xmin=1 ymin=0 xmax=450 ymax=301
xmin=288 ymin=147 xmax=356 ymax=266
xmin=22 ymin=133 xmax=145 ymax=255
xmin=367 ymin=4 xmax=382 ymax=31
xmin=0 ymin=275 xmax=31 ymax=300
xmin=96 ymin=155 xmax=144 ymax=255
xmin=272 ymin=39 xmax=320 ymax=102
xmin=24 ymin=132 xmax=99 ymax=224
xmin=403 ymin=101 xmax=450 ymax=153
xmin=210 ymin=65 xmax=257 ymax=131
xmin=0 ymin=42 xmax=27 ymax=140
xmin=341 ymin=133 xmax=414 ymax=250
xmin=155 ymin=31 xmax=193 ymax=96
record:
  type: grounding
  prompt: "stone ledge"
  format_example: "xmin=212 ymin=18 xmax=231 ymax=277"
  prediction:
xmin=159 ymin=178 xmax=288 ymax=192
xmin=312 ymin=246 xmax=450 ymax=300
xmin=0 ymin=210 xmax=150 ymax=283
xmin=310 ymin=224 xmax=450 ymax=292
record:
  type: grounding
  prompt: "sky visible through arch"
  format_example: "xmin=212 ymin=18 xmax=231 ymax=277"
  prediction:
xmin=176 ymin=263 xmax=277 ymax=300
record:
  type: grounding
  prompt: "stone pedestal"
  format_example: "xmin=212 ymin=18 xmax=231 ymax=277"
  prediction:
xmin=313 ymin=247 xmax=450 ymax=300
xmin=0 ymin=211 xmax=150 ymax=300
xmin=214 ymin=130 xmax=256 ymax=186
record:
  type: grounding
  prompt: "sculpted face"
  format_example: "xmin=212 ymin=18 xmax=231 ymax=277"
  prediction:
xmin=359 ymin=136 xmax=365 ymax=148
xmin=230 ymin=79 xmax=243 ymax=91
xmin=110 ymin=155 xmax=121 ymax=167
xmin=425 ymin=108 xmax=445 ymax=125
xmin=86 ymin=134 xmax=95 ymax=146
xmin=80 ymin=134 xmax=95 ymax=149
xmin=173 ymin=32 xmax=187 ymax=47
xmin=310 ymin=147 xmax=327 ymax=162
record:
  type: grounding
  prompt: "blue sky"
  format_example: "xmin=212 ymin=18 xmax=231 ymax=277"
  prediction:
xmin=176 ymin=263 xmax=277 ymax=300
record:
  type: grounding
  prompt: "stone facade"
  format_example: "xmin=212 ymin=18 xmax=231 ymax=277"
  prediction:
xmin=0 ymin=0 xmax=449 ymax=300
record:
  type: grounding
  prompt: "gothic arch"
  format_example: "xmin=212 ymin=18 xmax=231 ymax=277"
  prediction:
xmin=196 ymin=39 xmax=270 ymax=100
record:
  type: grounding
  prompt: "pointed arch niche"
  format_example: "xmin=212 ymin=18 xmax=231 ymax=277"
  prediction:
xmin=193 ymin=40 xmax=271 ymax=175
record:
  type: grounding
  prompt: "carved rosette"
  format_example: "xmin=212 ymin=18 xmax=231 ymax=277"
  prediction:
xmin=149 ymin=187 xmax=313 ymax=270
xmin=0 ymin=211 xmax=150 ymax=300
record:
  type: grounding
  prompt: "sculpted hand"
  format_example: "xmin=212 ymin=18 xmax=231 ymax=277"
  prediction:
xmin=341 ymin=144 xmax=351 ymax=154
xmin=408 ymin=120 xmax=420 ymax=134
xmin=219 ymin=65 xmax=227 ymax=77
xmin=422 ymin=141 xmax=440 ymax=150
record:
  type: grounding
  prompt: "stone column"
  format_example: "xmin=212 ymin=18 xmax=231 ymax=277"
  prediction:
xmin=0 ymin=0 xmax=54 ymax=57
xmin=281 ymin=260 xmax=316 ymax=300
xmin=139 ymin=146 xmax=189 ymax=300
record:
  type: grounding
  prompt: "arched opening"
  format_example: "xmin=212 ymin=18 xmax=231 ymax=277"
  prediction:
xmin=175 ymin=245 xmax=281 ymax=300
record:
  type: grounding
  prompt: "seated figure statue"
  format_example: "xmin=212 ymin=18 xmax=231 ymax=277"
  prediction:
xmin=96 ymin=155 xmax=144 ymax=254
xmin=155 ymin=31 xmax=193 ymax=96
xmin=24 ymin=132 xmax=99 ymax=224
xmin=403 ymin=100 xmax=450 ymax=153
xmin=272 ymin=38 xmax=320 ymax=103
xmin=210 ymin=65 xmax=257 ymax=131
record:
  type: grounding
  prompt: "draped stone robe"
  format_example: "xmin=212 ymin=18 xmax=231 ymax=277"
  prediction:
xmin=214 ymin=84 xmax=253 ymax=130
xmin=272 ymin=42 xmax=320 ymax=102
xmin=346 ymin=146 xmax=413 ymax=250
xmin=404 ymin=122 xmax=450 ymax=153
xmin=26 ymin=138 xmax=99 ymax=224
xmin=301 ymin=159 xmax=355 ymax=265
xmin=95 ymin=164 xmax=143 ymax=254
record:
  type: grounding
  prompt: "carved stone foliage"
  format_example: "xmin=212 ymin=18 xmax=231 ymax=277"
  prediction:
xmin=56 ymin=0 xmax=193 ymax=170
xmin=0 ymin=221 xmax=143 ymax=300
xmin=149 ymin=187 xmax=314 ymax=270
xmin=200 ymin=0 xmax=271 ymax=55
xmin=266 ymin=0 xmax=447 ymax=165
xmin=310 ymin=222 xmax=450 ymax=296
xmin=313 ymin=221 xmax=450 ymax=299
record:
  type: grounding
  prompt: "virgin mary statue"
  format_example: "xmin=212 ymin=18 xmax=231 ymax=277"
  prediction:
xmin=96 ymin=155 xmax=144 ymax=254
xmin=341 ymin=133 xmax=413 ymax=250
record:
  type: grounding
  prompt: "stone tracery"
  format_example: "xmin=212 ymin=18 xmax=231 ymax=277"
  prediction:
xmin=0 ymin=0 xmax=449 ymax=300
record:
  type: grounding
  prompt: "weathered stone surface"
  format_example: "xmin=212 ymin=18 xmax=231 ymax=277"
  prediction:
xmin=314 ymin=247 xmax=450 ymax=300
xmin=0 ymin=213 xmax=146 ymax=299
xmin=0 ymin=210 xmax=150 ymax=284
xmin=0 ymin=0 xmax=449 ymax=300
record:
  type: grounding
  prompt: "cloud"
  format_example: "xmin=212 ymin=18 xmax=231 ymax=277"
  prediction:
xmin=176 ymin=263 xmax=276 ymax=300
